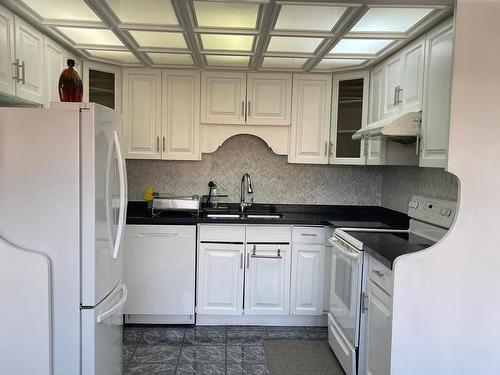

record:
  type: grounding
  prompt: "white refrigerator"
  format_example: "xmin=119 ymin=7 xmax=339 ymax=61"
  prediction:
xmin=0 ymin=102 xmax=128 ymax=375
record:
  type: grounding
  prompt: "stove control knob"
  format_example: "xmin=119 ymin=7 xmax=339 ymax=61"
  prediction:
xmin=440 ymin=208 xmax=452 ymax=216
xmin=409 ymin=201 xmax=419 ymax=209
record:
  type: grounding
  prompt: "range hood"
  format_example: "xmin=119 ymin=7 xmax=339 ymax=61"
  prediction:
xmin=352 ymin=111 xmax=422 ymax=141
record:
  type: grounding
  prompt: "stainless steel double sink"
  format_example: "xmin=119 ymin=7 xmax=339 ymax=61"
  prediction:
xmin=205 ymin=213 xmax=283 ymax=220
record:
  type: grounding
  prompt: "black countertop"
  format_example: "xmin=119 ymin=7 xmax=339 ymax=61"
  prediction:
xmin=345 ymin=231 xmax=435 ymax=269
xmin=126 ymin=201 xmax=410 ymax=229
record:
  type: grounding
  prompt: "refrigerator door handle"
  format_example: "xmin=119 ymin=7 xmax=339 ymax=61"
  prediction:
xmin=96 ymin=284 xmax=128 ymax=323
xmin=113 ymin=131 xmax=126 ymax=260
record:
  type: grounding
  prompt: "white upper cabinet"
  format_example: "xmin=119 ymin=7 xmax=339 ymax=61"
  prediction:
xmin=201 ymin=71 xmax=292 ymax=126
xmin=244 ymin=244 xmax=291 ymax=315
xmin=382 ymin=36 xmax=425 ymax=120
xmin=246 ymin=73 xmax=292 ymax=126
xmin=0 ymin=5 xmax=15 ymax=97
xmin=123 ymin=69 xmax=162 ymax=159
xmin=366 ymin=63 xmax=386 ymax=165
xmin=400 ymin=36 xmax=425 ymax=113
xmin=14 ymin=16 xmax=44 ymax=104
xmin=330 ymin=71 xmax=369 ymax=165
xmin=197 ymin=243 xmax=245 ymax=315
xmin=382 ymin=54 xmax=402 ymax=119
xmin=289 ymin=74 xmax=332 ymax=164
xmin=161 ymin=70 xmax=201 ymax=160
xmin=419 ymin=20 xmax=454 ymax=168
xmin=43 ymin=38 xmax=64 ymax=108
xmin=201 ymin=71 xmax=246 ymax=125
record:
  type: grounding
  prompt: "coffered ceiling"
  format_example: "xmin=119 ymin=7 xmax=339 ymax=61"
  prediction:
xmin=6 ymin=0 xmax=453 ymax=72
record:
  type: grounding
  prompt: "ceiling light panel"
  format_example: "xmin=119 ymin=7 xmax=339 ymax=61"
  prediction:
xmin=56 ymin=27 xmax=124 ymax=46
xmin=20 ymin=0 xmax=100 ymax=21
xmin=200 ymin=34 xmax=254 ymax=51
xmin=105 ymin=0 xmax=179 ymax=25
xmin=316 ymin=58 xmax=366 ymax=70
xmin=262 ymin=57 xmax=308 ymax=69
xmin=194 ymin=1 xmax=259 ymax=29
xmin=130 ymin=31 xmax=187 ymax=49
xmin=148 ymin=53 xmax=194 ymax=65
xmin=275 ymin=5 xmax=347 ymax=31
xmin=351 ymin=8 xmax=434 ymax=33
xmin=267 ymin=36 xmax=323 ymax=54
xmin=86 ymin=50 xmax=139 ymax=64
xmin=330 ymin=39 xmax=393 ymax=55
xmin=205 ymin=55 xmax=250 ymax=67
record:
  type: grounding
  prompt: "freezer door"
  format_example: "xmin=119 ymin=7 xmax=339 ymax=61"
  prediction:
xmin=81 ymin=103 xmax=127 ymax=307
xmin=81 ymin=283 xmax=127 ymax=375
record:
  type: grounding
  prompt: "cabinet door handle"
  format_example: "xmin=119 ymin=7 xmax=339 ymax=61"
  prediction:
xmin=247 ymin=101 xmax=251 ymax=117
xmin=240 ymin=253 xmax=243 ymax=269
xmin=372 ymin=270 xmax=384 ymax=277
xmin=301 ymin=233 xmax=317 ymax=237
xmin=246 ymin=252 xmax=250 ymax=269
xmin=19 ymin=61 xmax=25 ymax=85
xmin=397 ymin=87 xmax=403 ymax=104
xmin=393 ymin=86 xmax=398 ymax=106
xmin=162 ymin=136 xmax=166 ymax=152
xmin=416 ymin=134 xmax=422 ymax=155
xmin=241 ymin=101 xmax=245 ymax=117
xmin=12 ymin=59 xmax=20 ymax=81
xmin=156 ymin=136 xmax=160 ymax=152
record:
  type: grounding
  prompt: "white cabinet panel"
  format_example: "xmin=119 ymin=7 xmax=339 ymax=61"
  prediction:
xmin=197 ymin=243 xmax=245 ymax=315
xmin=201 ymin=71 xmax=246 ymax=124
xmin=367 ymin=64 xmax=385 ymax=165
xmin=382 ymin=55 xmax=402 ymax=119
xmin=364 ymin=280 xmax=392 ymax=375
xmin=0 ymin=5 xmax=15 ymax=96
xmin=330 ymin=71 xmax=369 ymax=165
xmin=400 ymin=36 xmax=425 ymax=114
xmin=123 ymin=225 xmax=196 ymax=316
xmin=289 ymin=74 xmax=332 ymax=164
xmin=244 ymin=244 xmax=291 ymax=315
xmin=290 ymin=244 xmax=325 ymax=315
xmin=43 ymin=38 xmax=64 ymax=108
xmin=14 ymin=16 xmax=44 ymax=104
xmin=246 ymin=73 xmax=292 ymax=126
xmin=420 ymin=20 xmax=454 ymax=168
xmin=161 ymin=70 xmax=201 ymax=160
xmin=123 ymin=69 xmax=161 ymax=159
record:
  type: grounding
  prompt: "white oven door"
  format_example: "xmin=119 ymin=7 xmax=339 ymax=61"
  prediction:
xmin=329 ymin=234 xmax=363 ymax=347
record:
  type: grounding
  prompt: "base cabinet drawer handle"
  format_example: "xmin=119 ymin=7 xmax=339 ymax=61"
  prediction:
xmin=372 ymin=270 xmax=384 ymax=277
xmin=301 ymin=233 xmax=318 ymax=237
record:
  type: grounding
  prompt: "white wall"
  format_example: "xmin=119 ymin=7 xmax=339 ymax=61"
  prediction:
xmin=391 ymin=1 xmax=500 ymax=374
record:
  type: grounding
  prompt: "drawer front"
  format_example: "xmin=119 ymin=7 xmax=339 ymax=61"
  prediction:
xmin=199 ymin=225 xmax=245 ymax=243
xmin=292 ymin=226 xmax=326 ymax=244
xmin=246 ymin=225 xmax=292 ymax=243
xmin=328 ymin=313 xmax=356 ymax=375
xmin=368 ymin=256 xmax=393 ymax=295
xmin=125 ymin=224 xmax=196 ymax=238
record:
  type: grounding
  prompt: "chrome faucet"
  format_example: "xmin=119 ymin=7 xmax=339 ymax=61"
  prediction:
xmin=240 ymin=173 xmax=254 ymax=214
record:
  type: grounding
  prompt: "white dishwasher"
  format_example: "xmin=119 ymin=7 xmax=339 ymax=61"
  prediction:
xmin=123 ymin=225 xmax=196 ymax=324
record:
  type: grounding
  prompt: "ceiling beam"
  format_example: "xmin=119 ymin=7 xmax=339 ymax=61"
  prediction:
xmin=252 ymin=1 xmax=281 ymax=70
xmin=172 ymin=0 xmax=205 ymax=68
xmin=303 ymin=5 xmax=368 ymax=72
xmin=83 ymin=0 xmax=152 ymax=66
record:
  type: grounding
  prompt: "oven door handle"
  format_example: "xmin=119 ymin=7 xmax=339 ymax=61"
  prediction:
xmin=329 ymin=237 xmax=360 ymax=261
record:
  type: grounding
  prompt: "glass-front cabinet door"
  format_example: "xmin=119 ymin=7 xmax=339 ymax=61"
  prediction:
xmin=329 ymin=71 xmax=369 ymax=165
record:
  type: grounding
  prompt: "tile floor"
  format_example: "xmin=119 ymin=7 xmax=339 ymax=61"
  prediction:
xmin=122 ymin=325 xmax=328 ymax=375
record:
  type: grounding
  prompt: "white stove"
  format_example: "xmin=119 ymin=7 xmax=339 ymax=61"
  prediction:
xmin=327 ymin=196 xmax=457 ymax=375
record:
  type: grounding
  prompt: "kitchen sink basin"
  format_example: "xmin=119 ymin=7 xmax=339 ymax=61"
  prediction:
xmin=205 ymin=213 xmax=283 ymax=219
xmin=246 ymin=214 xmax=283 ymax=219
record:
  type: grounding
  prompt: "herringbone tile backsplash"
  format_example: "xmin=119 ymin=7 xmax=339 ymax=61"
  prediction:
xmin=127 ymin=134 xmax=382 ymax=205
xmin=126 ymin=134 xmax=459 ymax=210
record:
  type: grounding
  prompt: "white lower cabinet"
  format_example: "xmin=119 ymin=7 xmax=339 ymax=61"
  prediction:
xmin=123 ymin=225 xmax=196 ymax=323
xmin=290 ymin=244 xmax=325 ymax=315
xmin=244 ymin=244 xmax=291 ymax=315
xmin=197 ymin=242 xmax=245 ymax=315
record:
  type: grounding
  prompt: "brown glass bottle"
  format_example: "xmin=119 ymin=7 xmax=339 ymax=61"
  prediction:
xmin=58 ymin=59 xmax=83 ymax=102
